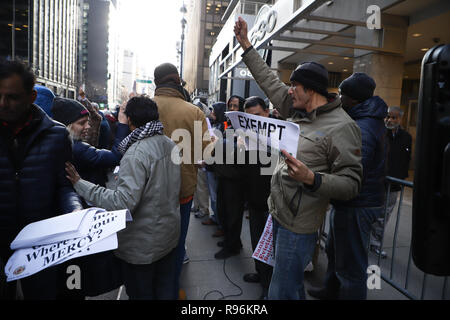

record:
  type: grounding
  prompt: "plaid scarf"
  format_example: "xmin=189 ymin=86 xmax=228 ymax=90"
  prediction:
xmin=117 ymin=120 xmax=164 ymax=155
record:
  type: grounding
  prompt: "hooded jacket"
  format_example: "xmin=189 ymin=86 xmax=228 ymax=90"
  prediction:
xmin=34 ymin=85 xmax=55 ymax=117
xmin=333 ymin=96 xmax=388 ymax=208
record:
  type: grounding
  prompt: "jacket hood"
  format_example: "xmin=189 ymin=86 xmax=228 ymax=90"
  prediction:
xmin=347 ymin=96 xmax=388 ymax=120
xmin=34 ymin=85 xmax=55 ymax=117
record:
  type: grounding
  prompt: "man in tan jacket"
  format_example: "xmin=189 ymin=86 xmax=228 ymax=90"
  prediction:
xmin=234 ymin=17 xmax=363 ymax=300
xmin=152 ymin=63 xmax=210 ymax=299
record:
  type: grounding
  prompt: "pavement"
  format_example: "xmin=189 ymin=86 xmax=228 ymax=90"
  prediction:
xmin=88 ymin=186 xmax=449 ymax=301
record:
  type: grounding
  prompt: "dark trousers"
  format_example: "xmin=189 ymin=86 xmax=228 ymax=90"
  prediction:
xmin=20 ymin=265 xmax=59 ymax=300
xmin=174 ymin=200 xmax=192 ymax=297
xmin=121 ymin=248 xmax=177 ymax=300
xmin=217 ymin=178 xmax=245 ymax=251
xmin=324 ymin=206 xmax=383 ymax=300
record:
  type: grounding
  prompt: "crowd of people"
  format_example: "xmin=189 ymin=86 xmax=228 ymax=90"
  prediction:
xmin=0 ymin=16 xmax=412 ymax=300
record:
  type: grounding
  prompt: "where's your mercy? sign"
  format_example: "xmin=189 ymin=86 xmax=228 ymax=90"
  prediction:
xmin=225 ymin=111 xmax=300 ymax=157
xmin=5 ymin=208 xmax=132 ymax=282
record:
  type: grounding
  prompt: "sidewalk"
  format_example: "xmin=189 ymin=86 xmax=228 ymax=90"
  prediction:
xmin=89 ymin=188 xmax=448 ymax=300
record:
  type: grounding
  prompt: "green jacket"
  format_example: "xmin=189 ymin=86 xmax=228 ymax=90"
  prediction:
xmin=74 ymin=134 xmax=181 ymax=264
xmin=242 ymin=47 xmax=363 ymax=234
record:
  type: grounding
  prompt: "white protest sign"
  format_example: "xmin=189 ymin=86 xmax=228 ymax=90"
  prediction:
xmin=225 ymin=111 xmax=300 ymax=156
xmin=5 ymin=209 xmax=131 ymax=282
xmin=252 ymin=215 xmax=275 ymax=267
xmin=10 ymin=208 xmax=98 ymax=250
xmin=56 ymin=234 xmax=118 ymax=265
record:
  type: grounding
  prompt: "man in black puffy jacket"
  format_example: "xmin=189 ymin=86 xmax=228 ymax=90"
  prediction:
xmin=308 ymin=73 xmax=388 ymax=300
xmin=0 ymin=60 xmax=83 ymax=299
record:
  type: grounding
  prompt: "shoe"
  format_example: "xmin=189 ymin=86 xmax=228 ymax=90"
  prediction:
xmin=191 ymin=207 xmax=199 ymax=213
xmin=212 ymin=229 xmax=225 ymax=237
xmin=202 ymin=218 xmax=218 ymax=226
xmin=307 ymin=287 xmax=336 ymax=300
xmin=214 ymin=248 xmax=240 ymax=260
xmin=183 ymin=254 xmax=190 ymax=264
xmin=243 ymin=273 xmax=260 ymax=283
xmin=194 ymin=211 xmax=206 ymax=218
xmin=370 ymin=245 xmax=387 ymax=259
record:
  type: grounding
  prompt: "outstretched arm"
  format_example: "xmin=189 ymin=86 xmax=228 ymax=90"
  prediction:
xmin=234 ymin=17 xmax=292 ymax=118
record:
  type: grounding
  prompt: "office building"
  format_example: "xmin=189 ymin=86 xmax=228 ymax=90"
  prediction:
xmin=0 ymin=0 xmax=80 ymax=98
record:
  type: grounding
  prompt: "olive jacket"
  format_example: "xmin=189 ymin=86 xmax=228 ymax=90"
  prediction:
xmin=242 ymin=47 xmax=363 ymax=234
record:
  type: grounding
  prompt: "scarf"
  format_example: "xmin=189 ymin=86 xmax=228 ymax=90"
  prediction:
xmin=117 ymin=120 xmax=164 ymax=155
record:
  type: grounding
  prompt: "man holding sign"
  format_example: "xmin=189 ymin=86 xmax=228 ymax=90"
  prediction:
xmin=234 ymin=17 xmax=363 ymax=300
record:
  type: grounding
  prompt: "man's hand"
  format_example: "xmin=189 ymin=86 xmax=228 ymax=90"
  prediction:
xmin=234 ymin=17 xmax=252 ymax=50
xmin=282 ymin=150 xmax=315 ymax=186
xmin=65 ymin=162 xmax=81 ymax=185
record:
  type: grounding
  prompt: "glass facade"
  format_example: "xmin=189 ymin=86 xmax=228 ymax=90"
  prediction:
xmin=0 ymin=0 xmax=30 ymax=62
xmin=0 ymin=0 xmax=79 ymax=98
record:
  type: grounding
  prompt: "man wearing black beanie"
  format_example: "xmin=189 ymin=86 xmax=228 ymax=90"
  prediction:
xmin=307 ymin=73 xmax=388 ymax=300
xmin=234 ymin=17 xmax=363 ymax=300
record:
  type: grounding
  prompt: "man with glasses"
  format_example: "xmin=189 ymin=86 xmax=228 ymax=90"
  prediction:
xmin=370 ymin=106 xmax=412 ymax=256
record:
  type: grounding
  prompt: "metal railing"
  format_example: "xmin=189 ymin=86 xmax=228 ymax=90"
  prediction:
xmin=318 ymin=176 xmax=449 ymax=300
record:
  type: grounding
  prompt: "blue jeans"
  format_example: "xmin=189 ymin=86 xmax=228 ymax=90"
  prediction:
xmin=174 ymin=200 xmax=192 ymax=298
xmin=324 ymin=206 xmax=383 ymax=300
xmin=121 ymin=249 xmax=176 ymax=300
xmin=268 ymin=219 xmax=318 ymax=300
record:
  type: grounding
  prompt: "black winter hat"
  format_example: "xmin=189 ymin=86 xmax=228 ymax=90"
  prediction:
xmin=290 ymin=61 xmax=329 ymax=97
xmin=52 ymin=97 xmax=89 ymax=126
xmin=339 ymin=72 xmax=376 ymax=102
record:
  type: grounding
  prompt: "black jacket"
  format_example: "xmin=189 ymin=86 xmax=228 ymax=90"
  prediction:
xmin=333 ymin=96 xmax=388 ymax=208
xmin=386 ymin=127 xmax=412 ymax=191
xmin=72 ymin=123 xmax=129 ymax=188
xmin=0 ymin=105 xmax=83 ymax=261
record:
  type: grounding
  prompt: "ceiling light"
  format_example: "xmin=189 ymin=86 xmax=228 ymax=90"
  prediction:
xmin=343 ymin=57 xmax=350 ymax=60
xmin=343 ymin=69 xmax=348 ymax=72
xmin=421 ymin=48 xmax=429 ymax=52
xmin=412 ymin=33 xmax=421 ymax=37
xmin=328 ymin=62 xmax=334 ymax=65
